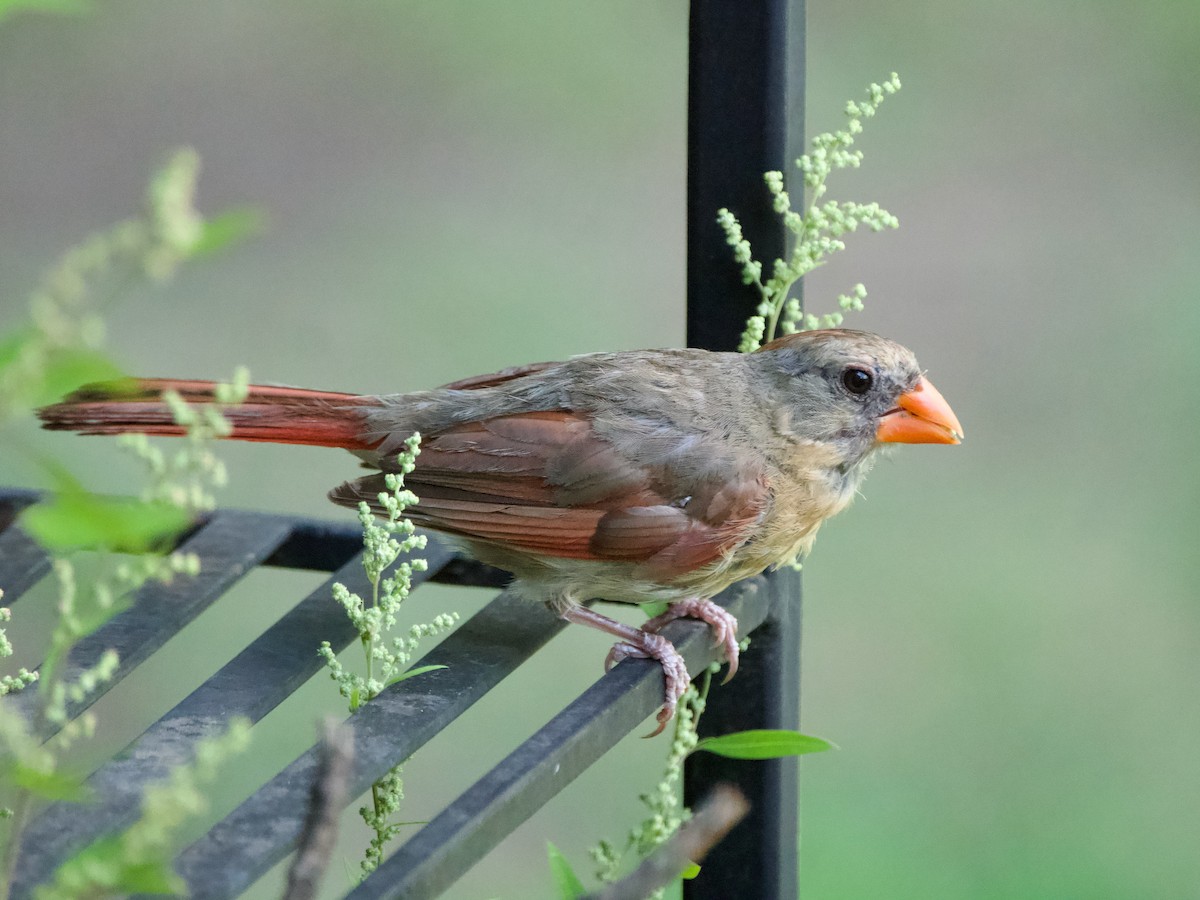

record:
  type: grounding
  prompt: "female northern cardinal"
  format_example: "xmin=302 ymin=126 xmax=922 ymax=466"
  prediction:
xmin=39 ymin=328 xmax=962 ymax=733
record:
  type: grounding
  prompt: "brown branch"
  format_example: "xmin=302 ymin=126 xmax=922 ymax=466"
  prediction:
xmin=583 ymin=784 xmax=750 ymax=900
xmin=282 ymin=718 xmax=355 ymax=900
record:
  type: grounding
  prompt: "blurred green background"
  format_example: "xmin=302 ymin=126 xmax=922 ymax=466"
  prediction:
xmin=2 ymin=1 xmax=1198 ymax=897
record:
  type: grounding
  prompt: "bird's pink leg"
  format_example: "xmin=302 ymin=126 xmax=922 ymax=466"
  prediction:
xmin=640 ymin=598 xmax=740 ymax=683
xmin=559 ymin=605 xmax=690 ymax=737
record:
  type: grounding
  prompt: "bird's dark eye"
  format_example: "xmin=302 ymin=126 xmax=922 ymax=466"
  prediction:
xmin=841 ymin=366 xmax=874 ymax=395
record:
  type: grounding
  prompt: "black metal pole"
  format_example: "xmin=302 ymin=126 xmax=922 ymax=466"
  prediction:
xmin=686 ymin=0 xmax=805 ymax=353
xmin=685 ymin=1 xmax=805 ymax=897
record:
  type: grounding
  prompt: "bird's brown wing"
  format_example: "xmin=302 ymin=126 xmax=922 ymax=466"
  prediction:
xmin=329 ymin=409 xmax=769 ymax=578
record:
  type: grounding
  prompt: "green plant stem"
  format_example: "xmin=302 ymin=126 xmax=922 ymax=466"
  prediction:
xmin=0 ymin=789 xmax=33 ymax=900
xmin=763 ymin=279 xmax=792 ymax=342
xmin=364 ymin=566 xmax=386 ymax=821
xmin=370 ymin=783 xmax=386 ymax=822
xmin=762 ymin=176 xmax=824 ymax=344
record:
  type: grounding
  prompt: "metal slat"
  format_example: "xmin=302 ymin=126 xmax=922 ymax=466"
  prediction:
xmin=15 ymin=511 xmax=296 ymax=739
xmin=349 ymin=578 xmax=773 ymax=900
xmin=10 ymin=538 xmax=458 ymax=896
xmin=0 ymin=527 xmax=48 ymax=607
xmin=0 ymin=490 xmax=50 ymax=604
xmin=0 ymin=488 xmax=41 ymax=521
xmin=173 ymin=588 xmax=569 ymax=898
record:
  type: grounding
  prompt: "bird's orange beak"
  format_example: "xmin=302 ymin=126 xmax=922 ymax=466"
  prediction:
xmin=876 ymin=377 xmax=964 ymax=445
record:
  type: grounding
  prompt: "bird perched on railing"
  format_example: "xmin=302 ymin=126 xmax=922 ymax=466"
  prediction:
xmin=39 ymin=328 xmax=962 ymax=735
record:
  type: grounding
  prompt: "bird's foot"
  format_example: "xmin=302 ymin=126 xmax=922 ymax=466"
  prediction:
xmin=604 ymin=632 xmax=690 ymax=737
xmin=559 ymin=605 xmax=692 ymax=737
xmin=641 ymin=597 xmax=740 ymax=684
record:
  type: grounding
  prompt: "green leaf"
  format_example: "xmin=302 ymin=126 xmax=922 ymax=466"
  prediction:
xmin=21 ymin=492 xmax=190 ymax=554
xmin=10 ymin=763 xmax=91 ymax=802
xmin=384 ymin=664 xmax=447 ymax=687
xmin=547 ymin=842 xmax=586 ymax=899
xmin=190 ymin=207 xmax=266 ymax=257
xmin=38 ymin=348 xmax=129 ymax=406
xmin=24 ymin=456 xmax=191 ymax=553
xmin=692 ymin=729 xmax=836 ymax=760
xmin=681 ymin=861 xmax=702 ymax=880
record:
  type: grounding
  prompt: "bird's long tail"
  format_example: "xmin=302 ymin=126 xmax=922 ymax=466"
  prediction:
xmin=38 ymin=379 xmax=380 ymax=450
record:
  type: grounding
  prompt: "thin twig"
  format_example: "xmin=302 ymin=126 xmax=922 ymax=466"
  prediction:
xmin=583 ymin=784 xmax=750 ymax=900
xmin=283 ymin=718 xmax=355 ymax=900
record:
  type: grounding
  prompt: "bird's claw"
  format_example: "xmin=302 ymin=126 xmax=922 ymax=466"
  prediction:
xmin=602 ymin=631 xmax=690 ymax=738
xmin=642 ymin=597 xmax=740 ymax=684
xmin=604 ymin=641 xmax=637 ymax=672
xmin=570 ymin=600 xmax=738 ymax=737
xmin=648 ymin=697 xmax=677 ymax=738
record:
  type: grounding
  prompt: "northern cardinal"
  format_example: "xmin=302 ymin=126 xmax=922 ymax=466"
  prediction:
xmin=39 ymin=329 xmax=962 ymax=734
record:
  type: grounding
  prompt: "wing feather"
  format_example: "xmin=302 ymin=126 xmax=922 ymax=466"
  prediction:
xmin=329 ymin=409 xmax=769 ymax=576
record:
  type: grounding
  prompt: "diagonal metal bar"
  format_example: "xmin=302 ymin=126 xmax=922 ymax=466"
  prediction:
xmin=0 ymin=490 xmax=51 ymax=604
xmin=0 ymin=525 xmax=49 ymax=607
xmin=348 ymin=577 xmax=775 ymax=900
xmin=172 ymin=587 xmax=569 ymax=899
xmin=0 ymin=488 xmax=41 ymax=520
xmin=10 ymin=537 xmax=458 ymax=897
xmin=14 ymin=510 xmax=296 ymax=740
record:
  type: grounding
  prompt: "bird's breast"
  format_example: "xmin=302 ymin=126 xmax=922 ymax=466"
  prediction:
xmin=753 ymin=440 xmax=862 ymax=564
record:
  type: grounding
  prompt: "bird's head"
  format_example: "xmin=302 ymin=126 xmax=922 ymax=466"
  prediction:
xmin=751 ymin=328 xmax=963 ymax=469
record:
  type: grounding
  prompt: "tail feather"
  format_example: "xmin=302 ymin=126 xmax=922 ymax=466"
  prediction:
xmin=38 ymin=379 xmax=379 ymax=450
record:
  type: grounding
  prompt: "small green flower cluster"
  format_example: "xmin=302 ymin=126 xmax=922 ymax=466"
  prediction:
xmin=317 ymin=433 xmax=460 ymax=877
xmin=0 ymin=606 xmax=36 ymax=698
xmin=318 ymin=435 xmax=456 ymax=712
xmin=590 ymin=666 xmax=720 ymax=896
xmin=360 ymin=763 xmax=406 ymax=878
xmin=719 ymin=73 xmax=902 ymax=352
